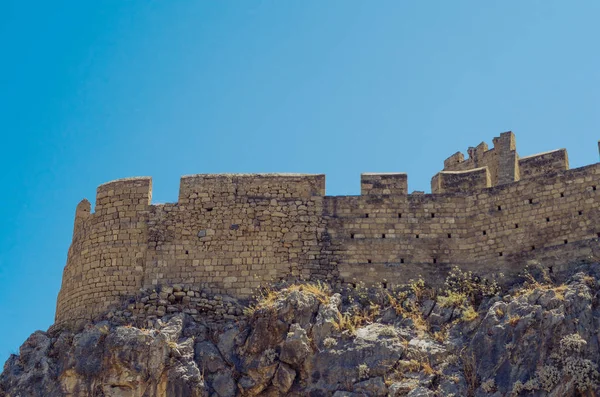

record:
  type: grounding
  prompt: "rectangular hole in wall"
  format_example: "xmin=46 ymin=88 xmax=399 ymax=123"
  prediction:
xmin=365 ymin=213 xmax=369 ymax=218
xmin=531 ymin=246 xmax=535 ymax=250
xmin=594 ymin=186 xmax=597 ymax=191
xmin=529 ymin=199 xmax=533 ymax=204
xmin=400 ymin=258 xmax=404 ymax=264
xmin=448 ymin=233 xmax=451 ymax=238
xmin=367 ymin=259 xmax=372 ymax=264
xmin=415 ymin=234 xmax=419 ymax=239
xmin=382 ymin=282 xmax=387 ymax=289
xmin=546 ymin=217 xmax=550 ymax=222
xmin=597 ymin=233 xmax=600 ymax=238
xmin=351 ymin=233 xmax=355 ymax=239
xmin=560 ymin=192 xmax=565 ymax=197
xmin=579 ymin=211 xmax=583 ymax=216
xmin=515 ymin=224 xmax=519 ymax=228
xmin=398 ymin=213 xmax=402 ymax=218
xmin=482 ymin=230 xmax=487 ymax=236
xmin=564 ymin=240 xmax=568 ymax=244
xmin=206 ymin=207 xmax=213 ymax=212
xmin=431 ymin=213 xmax=435 ymax=218
xmin=433 ymin=258 xmax=437 ymax=264
xmin=382 ymin=234 xmax=386 ymax=239
xmin=497 ymin=205 xmax=502 ymax=211
xmin=499 ymin=252 xmax=503 ymax=257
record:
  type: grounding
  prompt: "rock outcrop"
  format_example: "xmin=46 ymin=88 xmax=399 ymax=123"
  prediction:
xmin=2 ymin=264 xmax=600 ymax=396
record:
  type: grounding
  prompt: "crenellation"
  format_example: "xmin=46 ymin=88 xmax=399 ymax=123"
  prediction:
xmin=55 ymin=134 xmax=600 ymax=324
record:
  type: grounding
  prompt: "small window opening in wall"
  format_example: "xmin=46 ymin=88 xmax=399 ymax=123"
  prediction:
xmin=560 ymin=192 xmax=565 ymax=198
xmin=497 ymin=205 xmax=502 ymax=211
xmin=352 ymin=283 xmax=357 ymax=289
xmin=415 ymin=234 xmax=420 ymax=239
xmin=529 ymin=199 xmax=533 ymax=204
xmin=593 ymin=186 xmax=597 ymax=191
xmin=365 ymin=213 xmax=369 ymax=218
xmin=185 ymin=250 xmax=189 ymax=255
xmin=448 ymin=233 xmax=452 ymax=238
xmin=382 ymin=282 xmax=388 ymax=289
xmin=597 ymin=232 xmax=600 ymax=238
xmin=206 ymin=207 xmax=213 ymax=212
xmin=548 ymin=266 xmax=553 ymax=274
xmin=433 ymin=258 xmax=437 ymax=264
xmin=531 ymin=245 xmax=536 ymax=250
xmin=400 ymin=258 xmax=405 ymax=264
xmin=431 ymin=213 xmax=435 ymax=218
xmin=564 ymin=239 xmax=568 ymax=244
xmin=579 ymin=210 xmax=583 ymax=216
xmin=351 ymin=233 xmax=355 ymax=239
xmin=367 ymin=259 xmax=372 ymax=264
xmin=382 ymin=234 xmax=386 ymax=239
xmin=398 ymin=213 xmax=402 ymax=218
xmin=515 ymin=224 xmax=519 ymax=228
xmin=546 ymin=217 xmax=550 ymax=222
xmin=499 ymin=252 xmax=503 ymax=257
xmin=482 ymin=230 xmax=487 ymax=236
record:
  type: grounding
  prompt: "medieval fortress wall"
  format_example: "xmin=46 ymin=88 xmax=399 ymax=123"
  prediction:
xmin=55 ymin=132 xmax=600 ymax=323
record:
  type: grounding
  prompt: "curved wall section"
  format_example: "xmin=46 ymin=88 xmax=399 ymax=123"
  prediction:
xmin=55 ymin=178 xmax=152 ymax=323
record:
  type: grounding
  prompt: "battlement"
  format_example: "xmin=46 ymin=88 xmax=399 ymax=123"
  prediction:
xmin=55 ymin=133 xmax=600 ymax=324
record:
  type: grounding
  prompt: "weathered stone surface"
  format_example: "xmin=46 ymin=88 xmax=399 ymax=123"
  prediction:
xmin=5 ymin=267 xmax=600 ymax=396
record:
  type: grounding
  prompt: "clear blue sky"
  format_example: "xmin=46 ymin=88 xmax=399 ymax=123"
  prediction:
xmin=1 ymin=1 xmax=599 ymax=363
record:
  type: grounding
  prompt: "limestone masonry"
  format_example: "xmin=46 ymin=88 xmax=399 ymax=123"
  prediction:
xmin=56 ymin=132 xmax=600 ymax=323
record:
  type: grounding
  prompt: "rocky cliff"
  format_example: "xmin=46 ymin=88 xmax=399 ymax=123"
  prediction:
xmin=2 ymin=264 xmax=600 ymax=396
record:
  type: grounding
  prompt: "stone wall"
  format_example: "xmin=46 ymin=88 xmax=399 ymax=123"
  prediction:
xmin=55 ymin=134 xmax=600 ymax=324
xmin=56 ymin=174 xmax=326 ymax=323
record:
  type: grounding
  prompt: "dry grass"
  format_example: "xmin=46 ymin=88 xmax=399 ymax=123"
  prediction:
xmin=433 ymin=326 xmax=449 ymax=343
xmin=287 ymin=281 xmax=331 ymax=304
xmin=508 ymin=315 xmax=521 ymax=327
xmin=495 ymin=306 xmax=505 ymax=318
xmin=421 ymin=361 xmax=436 ymax=375
xmin=460 ymin=348 xmax=478 ymax=397
xmin=244 ymin=281 xmax=332 ymax=316
xmin=461 ymin=305 xmax=479 ymax=322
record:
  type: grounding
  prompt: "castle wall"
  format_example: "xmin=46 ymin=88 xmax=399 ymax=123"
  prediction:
xmin=431 ymin=167 xmax=491 ymax=194
xmin=325 ymin=163 xmax=600 ymax=288
xmin=439 ymin=131 xmax=518 ymax=189
xmin=55 ymin=135 xmax=600 ymax=324
xmin=143 ymin=174 xmax=327 ymax=299
xmin=56 ymin=178 xmax=152 ymax=323
xmin=361 ymin=173 xmax=408 ymax=196
xmin=518 ymin=149 xmax=569 ymax=180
